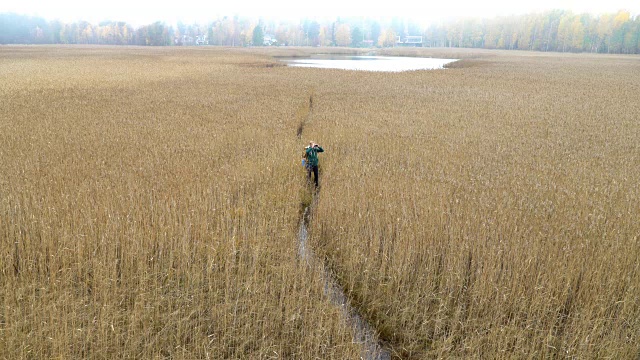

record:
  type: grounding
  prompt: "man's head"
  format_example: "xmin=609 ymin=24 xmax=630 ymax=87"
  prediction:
xmin=309 ymin=141 xmax=315 ymax=147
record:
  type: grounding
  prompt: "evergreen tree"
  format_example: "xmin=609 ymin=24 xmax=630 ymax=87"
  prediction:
xmin=252 ymin=24 xmax=264 ymax=46
xmin=370 ymin=21 xmax=381 ymax=46
xmin=351 ymin=27 xmax=363 ymax=47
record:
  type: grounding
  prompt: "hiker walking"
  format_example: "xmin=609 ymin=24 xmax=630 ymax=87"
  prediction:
xmin=303 ymin=141 xmax=324 ymax=187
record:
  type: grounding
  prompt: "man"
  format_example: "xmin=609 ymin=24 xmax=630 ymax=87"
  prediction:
xmin=305 ymin=141 xmax=324 ymax=187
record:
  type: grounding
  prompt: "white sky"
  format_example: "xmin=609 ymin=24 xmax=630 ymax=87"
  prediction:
xmin=2 ymin=0 xmax=639 ymax=26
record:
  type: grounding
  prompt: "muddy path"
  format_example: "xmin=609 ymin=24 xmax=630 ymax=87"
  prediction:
xmin=297 ymin=93 xmax=391 ymax=360
xmin=299 ymin=204 xmax=391 ymax=360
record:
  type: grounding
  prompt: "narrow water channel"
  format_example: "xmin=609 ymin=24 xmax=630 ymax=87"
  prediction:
xmin=298 ymin=205 xmax=391 ymax=360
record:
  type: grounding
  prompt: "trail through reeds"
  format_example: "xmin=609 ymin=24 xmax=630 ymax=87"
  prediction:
xmin=297 ymin=95 xmax=390 ymax=360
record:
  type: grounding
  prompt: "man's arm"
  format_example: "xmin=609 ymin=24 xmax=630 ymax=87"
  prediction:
xmin=314 ymin=146 xmax=324 ymax=153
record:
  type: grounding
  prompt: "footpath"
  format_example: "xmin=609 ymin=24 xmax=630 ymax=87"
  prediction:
xmin=296 ymin=93 xmax=391 ymax=360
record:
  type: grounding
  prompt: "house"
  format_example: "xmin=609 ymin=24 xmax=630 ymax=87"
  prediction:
xmin=196 ymin=35 xmax=208 ymax=45
xmin=362 ymin=40 xmax=375 ymax=47
xmin=263 ymin=34 xmax=278 ymax=46
xmin=174 ymin=34 xmax=208 ymax=46
xmin=175 ymin=35 xmax=194 ymax=45
xmin=396 ymin=35 xmax=423 ymax=47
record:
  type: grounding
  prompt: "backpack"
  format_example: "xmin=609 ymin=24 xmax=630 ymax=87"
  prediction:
xmin=302 ymin=146 xmax=310 ymax=168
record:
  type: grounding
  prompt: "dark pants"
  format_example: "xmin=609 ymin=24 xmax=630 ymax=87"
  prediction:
xmin=307 ymin=165 xmax=319 ymax=187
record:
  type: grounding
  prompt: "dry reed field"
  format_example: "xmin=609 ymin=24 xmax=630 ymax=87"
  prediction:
xmin=305 ymin=49 xmax=640 ymax=358
xmin=1 ymin=46 xmax=639 ymax=359
xmin=0 ymin=46 xmax=361 ymax=359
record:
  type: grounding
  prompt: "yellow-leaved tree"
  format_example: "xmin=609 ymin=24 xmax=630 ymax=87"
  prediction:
xmin=335 ymin=24 xmax=351 ymax=47
xmin=377 ymin=28 xmax=397 ymax=47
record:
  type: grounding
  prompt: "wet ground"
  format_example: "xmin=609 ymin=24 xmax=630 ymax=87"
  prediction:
xmin=298 ymin=205 xmax=391 ymax=360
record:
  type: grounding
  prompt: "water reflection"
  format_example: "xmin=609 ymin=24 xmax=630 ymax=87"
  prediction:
xmin=284 ymin=55 xmax=457 ymax=72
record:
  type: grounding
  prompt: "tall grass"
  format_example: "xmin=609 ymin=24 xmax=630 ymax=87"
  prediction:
xmin=1 ymin=46 xmax=639 ymax=359
xmin=306 ymin=49 xmax=640 ymax=358
xmin=0 ymin=46 xmax=361 ymax=358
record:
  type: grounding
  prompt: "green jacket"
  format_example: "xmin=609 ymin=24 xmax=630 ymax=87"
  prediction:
xmin=305 ymin=146 xmax=324 ymax=167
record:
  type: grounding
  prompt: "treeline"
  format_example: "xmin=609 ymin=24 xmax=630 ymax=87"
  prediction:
xmin=428 ymin=10 xmax=640 ymax=53
xmin=0 ymin=14 xmax=172 ymax=46
xmin=1 ymin=10 xmax=639 ymax=53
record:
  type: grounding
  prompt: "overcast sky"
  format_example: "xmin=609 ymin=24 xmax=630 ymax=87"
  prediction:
xmin=2 ymin=0 xmax=639 ymax=26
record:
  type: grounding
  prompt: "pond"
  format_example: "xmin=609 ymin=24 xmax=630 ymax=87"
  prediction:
xmin=283 ymin=55 xmax=457 ymax=72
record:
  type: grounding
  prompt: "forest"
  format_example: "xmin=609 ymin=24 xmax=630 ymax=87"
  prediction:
xmin=1 ymin=10 xmax=639 ymax=53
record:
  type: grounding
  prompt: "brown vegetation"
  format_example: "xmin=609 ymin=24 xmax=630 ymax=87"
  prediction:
xmin=306 ymin=48 xmax=640 ymax=358
xmin=0 ymin=46 xmax=360 ymax=359
xmin=1 ymin=46 xmax=639 ymax=359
